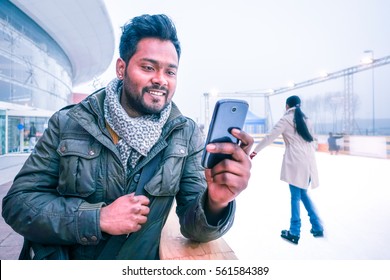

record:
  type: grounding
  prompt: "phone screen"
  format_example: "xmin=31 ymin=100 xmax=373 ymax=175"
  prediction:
xmin=201 ymin=99 xmax=248 ymax=168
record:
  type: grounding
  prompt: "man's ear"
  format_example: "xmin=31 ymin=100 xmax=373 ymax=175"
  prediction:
xmin=116 ymin=58 xmax=126 ymax=79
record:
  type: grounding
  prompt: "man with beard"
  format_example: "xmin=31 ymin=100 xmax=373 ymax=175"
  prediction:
xmin=2 ymin=14 xmax=253 ymax=260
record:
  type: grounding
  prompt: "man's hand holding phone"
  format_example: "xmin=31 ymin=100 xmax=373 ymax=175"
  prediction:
xmin=200 ymin=99 xmax=253 ymax=222
xmin=204 ymin=128 xmax=253 ymax=220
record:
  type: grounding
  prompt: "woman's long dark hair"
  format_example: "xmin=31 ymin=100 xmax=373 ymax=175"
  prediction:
xmin=286 ymin=95 xmax=313 ymax=142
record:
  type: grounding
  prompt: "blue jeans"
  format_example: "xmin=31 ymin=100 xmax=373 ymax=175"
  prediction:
xmin=289 ymin=184 xmax=323 ymax=236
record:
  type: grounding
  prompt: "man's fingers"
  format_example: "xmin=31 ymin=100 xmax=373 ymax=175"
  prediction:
xmin=206 ymin=142 xmax=248 ymax=164
xmin=206 ymin=129 xmax=254 ymax=156
xmin=126 ymin=193 xmax=150 ymax=206
xmin=231 ymin=128 xmax=254 ymax=154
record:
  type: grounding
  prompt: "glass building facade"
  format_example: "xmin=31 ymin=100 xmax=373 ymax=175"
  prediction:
xmin=0 ymin=1 xmax=72 ymax=108
xmin=4 ymin=113 xmax=49 ymax=154
xmin=0 ymin=1 xmax=72 ymax=154
xmin=0 ymin=109 xmax=5 ymax=155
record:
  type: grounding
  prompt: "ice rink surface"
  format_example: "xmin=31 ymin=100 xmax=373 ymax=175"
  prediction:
xmin=224 ymin=146 xmax=390 ymax=260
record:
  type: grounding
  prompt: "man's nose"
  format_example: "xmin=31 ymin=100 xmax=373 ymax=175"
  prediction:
xmin=151 ymin=71 xmax=168 ymax=86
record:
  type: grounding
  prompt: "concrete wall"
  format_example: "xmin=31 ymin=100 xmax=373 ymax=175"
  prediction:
xmin=347 ymin=136 xmax=389 ymax=159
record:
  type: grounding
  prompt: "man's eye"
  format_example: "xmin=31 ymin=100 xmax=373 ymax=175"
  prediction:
xmin=142 ymin=65 xmax=154 ymax=71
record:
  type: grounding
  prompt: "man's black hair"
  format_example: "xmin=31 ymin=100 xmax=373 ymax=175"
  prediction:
xmin=119 ymin=14 xmax=181 ymax=64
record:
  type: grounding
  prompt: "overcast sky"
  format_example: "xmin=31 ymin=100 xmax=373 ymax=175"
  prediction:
xmin=75 ymin=0 xmax=390 ymax=124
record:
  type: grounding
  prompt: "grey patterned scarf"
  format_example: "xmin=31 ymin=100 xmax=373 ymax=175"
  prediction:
xmin=104 ymin=78 xmax=171 ymax=170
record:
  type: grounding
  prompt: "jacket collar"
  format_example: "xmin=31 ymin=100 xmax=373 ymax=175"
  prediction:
xmin=285 ymin=107 xmax=296 ymax=115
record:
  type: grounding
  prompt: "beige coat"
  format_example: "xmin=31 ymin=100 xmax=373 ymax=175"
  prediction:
xmin=252 ymin=108 xmax=319 ymax=189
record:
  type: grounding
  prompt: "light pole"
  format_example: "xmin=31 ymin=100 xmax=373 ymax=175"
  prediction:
xmin=364 ymin=50 xmax=375 ymax=135
xmin=203 ymin=92 xmax=209 ymax=132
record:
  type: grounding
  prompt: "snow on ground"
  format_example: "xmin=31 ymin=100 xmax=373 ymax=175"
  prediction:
xmin=224 ymin=146 xmax=390 ymax=260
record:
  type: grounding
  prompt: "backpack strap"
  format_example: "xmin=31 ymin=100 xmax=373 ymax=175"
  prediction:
xmin=97 ymin=152 xmax=162 ymax=259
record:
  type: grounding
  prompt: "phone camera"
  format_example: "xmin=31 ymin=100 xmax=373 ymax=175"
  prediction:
xmin=231 ymin=107 xmax=237 ymax=113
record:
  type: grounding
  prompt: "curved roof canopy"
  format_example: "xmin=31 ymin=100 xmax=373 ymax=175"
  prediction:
xmin=10 ymin=0 xmax=115 ymax=86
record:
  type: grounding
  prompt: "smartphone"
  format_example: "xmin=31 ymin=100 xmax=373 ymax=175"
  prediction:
xmin=201 ymin=99 xmax=249 ymax=169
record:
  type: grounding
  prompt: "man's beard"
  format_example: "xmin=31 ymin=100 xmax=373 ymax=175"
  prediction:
xmin=123 ymin=85 xmax=170 ymax=116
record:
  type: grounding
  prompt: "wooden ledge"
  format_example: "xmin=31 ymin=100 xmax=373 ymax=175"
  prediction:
xmin=159 ymin=206 xmax=237 ymax=260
